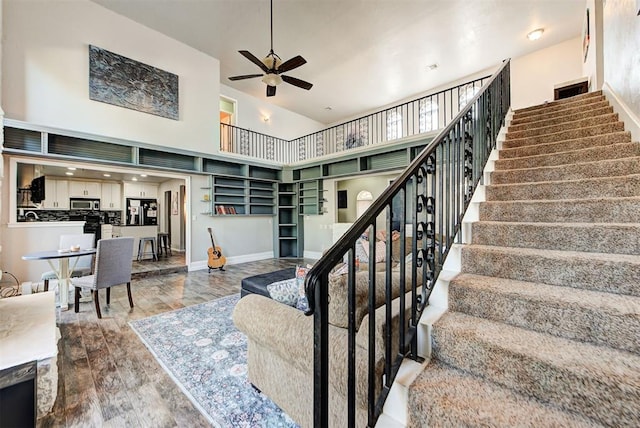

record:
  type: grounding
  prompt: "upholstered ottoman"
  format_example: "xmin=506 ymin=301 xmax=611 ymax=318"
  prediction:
xmin=240 ymin=267 xmax=296 ymax=298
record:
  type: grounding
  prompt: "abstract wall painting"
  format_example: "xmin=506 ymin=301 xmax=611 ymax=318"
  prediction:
xmin=89 ymin=45 xmax=179 ymax=120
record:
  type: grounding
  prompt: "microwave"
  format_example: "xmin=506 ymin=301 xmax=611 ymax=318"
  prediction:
xmin=70 ymin=198 xmax=100 ymax=210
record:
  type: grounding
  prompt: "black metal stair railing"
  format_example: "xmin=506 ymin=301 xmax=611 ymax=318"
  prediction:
xmin=304 ymin=59 xmax=511 ymax=427
xmin=219 ymin=75 xmax=490 ymax=163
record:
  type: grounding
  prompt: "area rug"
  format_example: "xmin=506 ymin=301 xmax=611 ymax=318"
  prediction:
xmin=129 ymin=294 xmax=298 ymax=427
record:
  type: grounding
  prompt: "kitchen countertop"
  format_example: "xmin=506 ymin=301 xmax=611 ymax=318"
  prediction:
xmin=8 ymin=221 xmax=85 ymax=228
xmin=113 ymin=224 xmax=158 ymax=227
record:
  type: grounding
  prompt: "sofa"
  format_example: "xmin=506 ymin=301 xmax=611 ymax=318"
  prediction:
xmin=233 ymin=237 xmax=419 ymax=427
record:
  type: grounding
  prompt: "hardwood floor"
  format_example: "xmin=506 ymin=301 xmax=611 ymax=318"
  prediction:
xmin=39 ymin=257 xmax=308 ymax=427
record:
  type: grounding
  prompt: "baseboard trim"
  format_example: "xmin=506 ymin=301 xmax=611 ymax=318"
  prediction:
xmin=189 ymin=251 xmax=274 ymax=271
xmin=602 ymin=82 xmax=640 ymax=143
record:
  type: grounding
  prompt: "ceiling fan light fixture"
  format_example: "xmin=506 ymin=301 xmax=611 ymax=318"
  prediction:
xmin=262 ymin=73 xmax=283 ymax=86
xmin=262 ymin=54 xmax=282 ymax=70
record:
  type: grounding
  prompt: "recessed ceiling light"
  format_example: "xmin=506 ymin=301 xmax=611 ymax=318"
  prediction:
xmin=103 ymin=173 xmax=111 ymax=177
xmin=132 ymin=177 xmax=138 ymax=181
xmin=65 ymin=172 xmax=74 ymax=176
xmin=67 ymin=167 xmax=77 ymax=171
xmin=527 ymin=28 xmax=544 ymax=41
xmin=140 ymin=174 xmax=147 ymax=177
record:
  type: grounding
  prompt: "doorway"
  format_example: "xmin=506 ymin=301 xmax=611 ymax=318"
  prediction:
xmin=220 ymin=96 xmax=236 ymax=152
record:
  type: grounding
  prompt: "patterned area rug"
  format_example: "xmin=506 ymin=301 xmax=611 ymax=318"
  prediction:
xmin=129 ymin=294 xmax=298 ymax=427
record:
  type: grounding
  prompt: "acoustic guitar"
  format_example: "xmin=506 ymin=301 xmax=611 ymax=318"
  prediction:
xmin=207 ymin=227 xmax=226 ymax=272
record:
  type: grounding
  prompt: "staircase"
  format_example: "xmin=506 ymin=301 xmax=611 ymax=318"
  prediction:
xmin=406 ymin=91 xmax=640 ymax=427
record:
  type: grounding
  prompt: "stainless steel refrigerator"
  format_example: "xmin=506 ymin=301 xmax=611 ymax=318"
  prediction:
xmin=126 ymin=198 xmax=158 ymax=225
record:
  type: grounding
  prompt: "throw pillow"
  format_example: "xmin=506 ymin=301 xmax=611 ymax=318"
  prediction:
xmin=295 ymin=265 xmax=310 ymax=312
xmin=355 ymin=239 xmax=370 ymax=264
xmin=267 ymin=278 xmax=299 ymax=307
xmin=359 ymin=239 xmax=386 ymax=263
xmin=374 ymin=240 xmax=386 ymax=263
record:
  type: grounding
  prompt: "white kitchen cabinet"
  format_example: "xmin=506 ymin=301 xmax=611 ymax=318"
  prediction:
xmin=124 ymin=182 xmax=158 ymax=199
xmin=42 ymin=179 xmax=69 ymax=209
xmin=68 ymin=181 xmax=101 ymax=198
xmin=101 ymin=182 xmax=122 ymax=210
xmin=101 ymin=224 xmax=113 ymax=239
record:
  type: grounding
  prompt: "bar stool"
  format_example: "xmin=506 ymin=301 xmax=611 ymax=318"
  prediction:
xmin=157 ymin=232 xmax=172 ymax=257
xmin=137 ymin=237 xmax=157 ymax=261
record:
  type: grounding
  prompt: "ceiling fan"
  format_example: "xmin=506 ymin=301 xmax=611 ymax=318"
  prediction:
xmin=228 ymin=0 xmax=312 ymax=97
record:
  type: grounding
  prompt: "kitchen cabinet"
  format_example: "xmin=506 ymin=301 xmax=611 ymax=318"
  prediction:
xmin=68 ymin=180 xmax=101 ymax=198
xmin=124 ymin=182 xmax=158 ymax=199
xmin=101 ymin=182 xmax=122 ymax=210
xmin=101 ymin=224 xmax=113 ymax=239
xmin=42 ymin=179 xmax=69 ymax=209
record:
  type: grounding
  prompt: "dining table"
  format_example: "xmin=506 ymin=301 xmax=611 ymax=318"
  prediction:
xmin=22 ymin=248 xmax=96 ymax=311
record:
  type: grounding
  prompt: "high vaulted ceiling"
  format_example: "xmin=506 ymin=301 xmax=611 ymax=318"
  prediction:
xmin=92 ymin=0 xmax=586 ymax=125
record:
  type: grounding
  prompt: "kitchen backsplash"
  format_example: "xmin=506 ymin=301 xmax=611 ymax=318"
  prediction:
xmin=16 ymin=210 xmax=122 ymax=223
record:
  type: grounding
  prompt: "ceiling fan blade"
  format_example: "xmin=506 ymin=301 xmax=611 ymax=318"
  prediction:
xmin=277 ymin=55 xmax=307 ymax=73
xmin=281 ymin=75 xmax=313 ymax=90
xmin=238 ymin=50 xmax=269 ymax=73
xmin=228 ymin=74 xmax=263 ymax=81
xmin=266 ymin=85 xmax=276 ymax=97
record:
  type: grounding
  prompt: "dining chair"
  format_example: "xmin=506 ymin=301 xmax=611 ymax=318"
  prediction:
xmin=72 ymin=237 xmax=134 ymax=319
xmin=41 ymin=233 xmax=95 ymax=291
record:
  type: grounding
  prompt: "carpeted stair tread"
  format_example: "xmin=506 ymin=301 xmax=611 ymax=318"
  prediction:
xmin=506 ymin=113 xmax=619 ymax=140
xmin=510 ymin=100 xmax=611 ymax=127
xmin=449 ymin=273 xmax=640 ymax=354
xmin=432 ymin=311 xmax=640 ymax=427
xmin=485 ymin=174 xmax=640 ymax=201
xmin=512 ymin=97 xmax=608 ymax=122
xmin=408 ymin=91 xmax=640 ymax=427
xmin=499 ymin=131 xmax=631 ymax=159
xmin=501 ymin=122 xmax=625 ymax=148
xmin=461 ymin=244 xmax=640 ymax=296
xmin=490 ymin=155 xmax=640 ymax=185
xmin=508 ymin=105 xmax=614 ymax=132
xmin=513 ymin=92 xmax=604 ymax=116
xmin=494 ymin=142 xmax=640 ymax=170
xmin=479 ymin=197 xmax=640 ymax=223
xmin=407 ymin=361 xmax=601 ymax=428
xmin=471 ymin=221 xmax=640 ymax=254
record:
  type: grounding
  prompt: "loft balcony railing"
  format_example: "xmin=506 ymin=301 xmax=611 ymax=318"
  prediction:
xmin=304 ymin=60 xmax=511 ymax=427
xmin=220 ymin=75 xmax=490 ymax=164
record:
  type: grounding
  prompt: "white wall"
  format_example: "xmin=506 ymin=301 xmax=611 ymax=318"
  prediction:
xmin=220 ymin=84 xmax=325 ymax=140
xmin=303 ymin=172 xmax=402 ymax=258
xmin=510 ymin=37 xmax=584 ymax=110
xmin=583 ymin=0 xmax=605 ymax=90
xmin=603 ymin=0 xmax=640 ymax=119
xmin=2 ymin=0 xmax=220 ymax=154
xmin=337 ymin=173 xmax=399 ymax=223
